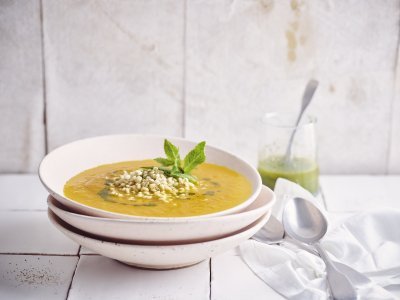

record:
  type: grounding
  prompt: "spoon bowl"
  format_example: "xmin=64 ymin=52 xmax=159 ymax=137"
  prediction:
xmin=283 ymin=197 xmax=328 ymax=244
xmin=252 ymin=215 xmax=284 ymax=244
xmin=283 ymin=197 xmax=358 ymax=300
xmin=253 ymin=200 xmax=371 ymax=288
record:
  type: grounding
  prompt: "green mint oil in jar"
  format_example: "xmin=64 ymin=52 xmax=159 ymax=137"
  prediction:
xmin=258 ymin=113 xmax=319 ymax=195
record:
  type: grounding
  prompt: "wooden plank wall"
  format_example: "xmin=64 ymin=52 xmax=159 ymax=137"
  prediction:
xmin=0 ymin=0 xmax=45 ymax=173
xmin=0 ymin=0 xmax=399 ymax=174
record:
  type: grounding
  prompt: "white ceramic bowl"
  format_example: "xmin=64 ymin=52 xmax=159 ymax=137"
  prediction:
xmin=48 ymin=209 xmax=271 ymax=269
xmin=47 ymin=185 xmax=275 ymax=244
xmin=39 ymin=135 xmax=262 ymax=220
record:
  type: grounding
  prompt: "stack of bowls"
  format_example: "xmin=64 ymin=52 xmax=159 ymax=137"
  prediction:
xmin=39 ymin=135 xmax=275 ymax=269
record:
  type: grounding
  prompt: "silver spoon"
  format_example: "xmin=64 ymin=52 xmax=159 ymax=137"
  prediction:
xmin=284 ymin=79 xmax=318 ymax=164
xmin=283 ymin=197 xmax=358 ymax=299
xmin=253 ymin=215 xmax=284 ymax=244
xmin=252 ymin=214 xmax=318 ymax=255
xmin=253 ymin=214 xmax=371 ymax=287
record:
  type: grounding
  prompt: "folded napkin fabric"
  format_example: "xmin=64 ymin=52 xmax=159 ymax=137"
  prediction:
xmin=240 ymin=179 xmax=400 ymax=300
xmin=322 ymin=210 xmax=400 ymax=288
xmin=241 ymin=241 xmax=328 ymax=299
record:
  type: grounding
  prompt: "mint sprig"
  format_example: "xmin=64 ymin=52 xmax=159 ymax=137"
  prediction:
xmin=183 ymin=141 xmax=206 ymax=173
xmin=154 ymin=157 xmax=174 ymax=167
xmin=163 ymin=139 xmax=181 ymax=169
xmin=153 ymin=139 xmax=206 ymax=183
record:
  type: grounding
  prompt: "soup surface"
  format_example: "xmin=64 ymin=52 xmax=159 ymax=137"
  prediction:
xmin=64 ymin=160 xmax=253 ymax=217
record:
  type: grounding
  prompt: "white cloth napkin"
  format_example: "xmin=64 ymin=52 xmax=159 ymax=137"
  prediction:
xmin=240 ymin=178 xmax=400 ymax=299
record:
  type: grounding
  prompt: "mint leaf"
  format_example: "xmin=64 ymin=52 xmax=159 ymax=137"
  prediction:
xmin=154 ymin=157 xmax=174 ymax=166
xmin=149 ymin=139 xmax=206 ymax=184
xmin=164 ymin=139 xmax=181 ymax=168
xmin=170 ymin=164 xmax=185 ymax=174
xmin=183 ymin=141 xmax=206 ymax=173
xmin=158 ymin=166 xmax=172 ymax=173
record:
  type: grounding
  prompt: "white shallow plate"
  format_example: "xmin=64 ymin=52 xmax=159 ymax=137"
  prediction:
xmin=48 ymin=209 xmax=271 ymax=269
xmin=39 ymin=134 xmax=262 ymax=220
xmin=47 ymin=185 xmax=275 ymax=244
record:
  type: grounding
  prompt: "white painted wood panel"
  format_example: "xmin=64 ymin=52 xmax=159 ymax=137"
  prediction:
xmin=0 ymin=0 xmax=399 ymax=174
xmin=185 ymin=0 xmax=398 ymax=173
xmin=68 ymin=255 xmax=210 ymax=300
xmin=79 ymin=247 xmax=96 ymax=255
xmin=0 ymin=0 xmax=45 ymax=173
xmin=0 ymin=175 xmax=398 ymax=300
xmin=211 ymin=252 xmax=284 ymax=300
xmin=389 ymin=47 xmax=400 ymax=173
xmin=42 ymin=0 xmax=185 ymax=150
xmin=0 ymin=255 xmax=78 ymax=300
xmin=389 ymin=102 xmax=400 ymax=173
xmin=0 ymin=211 xmax=79 ymax=254
xmin=320 ymin=175 xmax=400 ymax=212
xmin=0 ymin=175 xmax=47 ymax=211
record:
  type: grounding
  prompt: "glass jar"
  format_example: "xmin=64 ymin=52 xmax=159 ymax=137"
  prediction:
xmin=258 ymin=112 xmax=319 ymax=195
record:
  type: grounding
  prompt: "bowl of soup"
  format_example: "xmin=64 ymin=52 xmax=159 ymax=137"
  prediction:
xmin=39 ymin=135 xmax=262 ymax=220
xmin=47 ymin=185 xmax=275 ymax=244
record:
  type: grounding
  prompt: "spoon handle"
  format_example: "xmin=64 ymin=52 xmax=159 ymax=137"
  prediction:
xmin=284 ymin=79 xmax=318 ymax=163
xmin=282 ymin=237 xmax=319 ymax=255
xmin=314 ymin=243 xmax=358 ymax=300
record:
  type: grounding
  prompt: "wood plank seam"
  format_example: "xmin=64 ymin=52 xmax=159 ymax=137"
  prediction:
xmin=39 ymin=0 xmax=49 ymax=154
xmin=0 ymin=253 xmax=79 ymax=256
xmin=65 ymin=246 xmax=81 ymax=300
xmin=182 ymin=0 xmax=188 ymax=139
xmin=386 ymin=8 xmax=400 ymax=174
xmin=209 ymin=258 xmax=213 ymax=300
xmin=0 ymin=209 xmax=47 ymax=212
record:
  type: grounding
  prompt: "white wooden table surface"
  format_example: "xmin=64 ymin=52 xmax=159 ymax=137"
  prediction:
xmin=1 ymin=175 xmax=400 ymax=300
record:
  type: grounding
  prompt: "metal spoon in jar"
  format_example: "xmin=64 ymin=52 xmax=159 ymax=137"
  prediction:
xmin=283 ymin=197 xmax=358 ymax=299
xmin=284 ymin=79 xmax=319 ymax=164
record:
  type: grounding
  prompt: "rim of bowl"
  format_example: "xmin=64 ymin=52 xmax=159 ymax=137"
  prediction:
xmin=39 ymin=134 xmax=263 ymax=221
xmin=47 ymin=185 xmax=275 ymax=224
xmin=48 ymin=208 xmax=271 ymax=247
